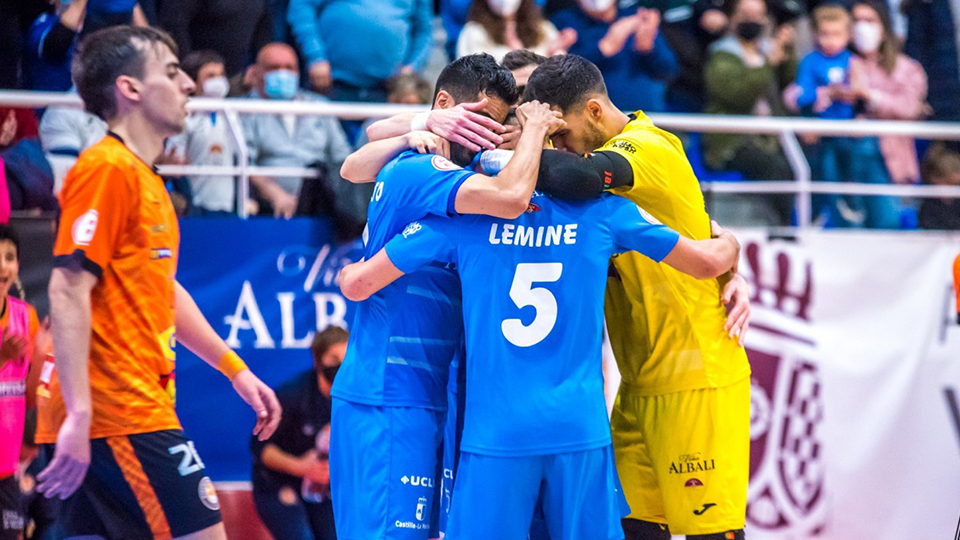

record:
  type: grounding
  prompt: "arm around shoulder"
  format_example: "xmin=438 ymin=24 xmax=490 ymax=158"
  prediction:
xmin=661 ymin=222 xmax=740 ymax=279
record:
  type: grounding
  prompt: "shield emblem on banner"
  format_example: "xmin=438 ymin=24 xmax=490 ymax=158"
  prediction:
xmin=742 ymin=240 xmax=828 ymax=538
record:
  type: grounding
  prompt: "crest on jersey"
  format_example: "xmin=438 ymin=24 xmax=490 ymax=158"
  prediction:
xmin=636 ymin=206 xmax=661 ymax=225
xmin=72 ymin=209 xmax=99 ymax=246
xmin=402 ymin=222 xmax=422 ymax=238
xmin=431 ymin=155 xmax=461 ymax=171
xmin=526 ymin=202 xmax=541 ymax=213
xmin=743 ymin=239 xmax=827 ymax=539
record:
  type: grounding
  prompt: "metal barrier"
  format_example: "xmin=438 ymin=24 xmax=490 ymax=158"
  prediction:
xmin=4 ymin=90 xmax=960 ymax=226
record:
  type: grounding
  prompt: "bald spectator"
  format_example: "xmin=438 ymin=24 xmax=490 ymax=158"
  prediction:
xmin=242 ymin=43 xmax=355 ymax=226
xmin=286 ymin=0 xmax=433 ymax=104
xmin=158 ymin=0 xmax=272 ymax=76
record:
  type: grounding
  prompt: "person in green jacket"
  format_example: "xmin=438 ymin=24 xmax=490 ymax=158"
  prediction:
xmin=702 ymin=0 xmax=798 ymax=224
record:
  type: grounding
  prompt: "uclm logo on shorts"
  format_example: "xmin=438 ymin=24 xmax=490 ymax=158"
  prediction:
xmin=72 ymin=210 xmax=99 ymax=246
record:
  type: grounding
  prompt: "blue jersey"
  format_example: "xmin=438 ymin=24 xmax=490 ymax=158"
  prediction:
xmin=384 ymin=193 xmax=680 ymax=456
xmin=333 ymin=151 xmax=476 ymax=410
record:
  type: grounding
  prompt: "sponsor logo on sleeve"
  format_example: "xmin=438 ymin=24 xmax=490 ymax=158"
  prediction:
xmin=71 ymin=210 xmax=99 ymax=246
xmin=610 ymin=140 xmax=637 ymax=154
xmin=402 ymin=222 xmax=422 ymax=238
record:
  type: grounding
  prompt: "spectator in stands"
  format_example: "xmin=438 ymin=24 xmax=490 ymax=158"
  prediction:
xmin=919 ymin=144 xmax=960 ymax=229
xmin=167 ymin=50 xmax=238 ymax=215
xmin=82 ymin=0 xmax=148 ymax=36
xmin=794 ymin=5 xmax=861 ymax=226
xmin=551 ymin=0 xmax=679 ymax=112
xmin=0 ymin=109 xmax=39 ymax=152
xmin=0 ymin=225 xmax=44 ymax=540
xmin=902 ymin=0 xmax=960 ymax=122
xmin=650 ymin=0 xmax=732 ymax=112
xmin=704 ymin=0 xmax=797 ymax=179
xmin=457 ymin=0 xmax=576 ymax=60
xmin=242 ymin=43 xmax=353 ymax=220
xmin=251 ymin=326 xmax=347 ymax=540
xmin=787 ymin=4 xmax=900 ymax=228
xmin=850 ymin=0 xmax=928 ymax=185
xmin=24 ymin=0 xmax=87 ymax=92
xmin=286 ymin=0 xmax=433 ymax=104
xmin=158 ymin=0 xmax=272 ymax=77
xmin=38 ymin=92 xmax=107 ymax=193
xmin=703 ymin=0 xmax=797 ymax=224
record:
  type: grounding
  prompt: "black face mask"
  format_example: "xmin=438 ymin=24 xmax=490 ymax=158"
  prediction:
xmin=321 ymin=364 xmax=339 ymax=384
xmin=736 ymin=21 xmax=764 ymax=41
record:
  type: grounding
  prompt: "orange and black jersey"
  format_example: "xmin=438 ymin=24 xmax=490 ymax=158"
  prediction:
xmin=53 ymin=133 xmax=181 ymax=438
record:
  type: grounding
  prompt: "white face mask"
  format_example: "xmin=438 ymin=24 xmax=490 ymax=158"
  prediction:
xmin=202 ymin=76 xmax=230 ymax=98
xmin=488 ymin=0 xmax=522 ymax=17
xmin=580 ymin=0 xmax=616 ymax=12
xmin=852 ymin=21 xmax=883 ymax=53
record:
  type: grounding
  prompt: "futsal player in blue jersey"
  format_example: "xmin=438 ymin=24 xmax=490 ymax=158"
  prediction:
xmin=329 ymin=53 xmax=565 ymax=540
xmin=338 ymin=193 xmax=740 ymax=540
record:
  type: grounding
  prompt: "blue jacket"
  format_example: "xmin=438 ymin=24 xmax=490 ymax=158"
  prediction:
xmin=551 ymin=7 xmax=678 ymax=112
xmin=286 ymin=0 xmax=433 ymax=88
xmin=795 ymin=49 xmax=854 ymax=120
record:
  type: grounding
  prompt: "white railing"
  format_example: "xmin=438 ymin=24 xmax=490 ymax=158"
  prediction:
xmin=5 ymin=90 xmax=960 ymax=226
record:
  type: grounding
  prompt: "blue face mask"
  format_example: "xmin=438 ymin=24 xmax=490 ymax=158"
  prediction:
xmin=263 ymin=70 xmax=299 ymax=100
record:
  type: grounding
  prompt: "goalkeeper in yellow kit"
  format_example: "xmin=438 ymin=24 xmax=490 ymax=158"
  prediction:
xmin=525 ymin=54 xmax=753 ymax=540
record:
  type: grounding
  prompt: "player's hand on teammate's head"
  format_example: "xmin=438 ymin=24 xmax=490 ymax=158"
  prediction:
xmin=232 ymin=369 xmax=282 ymax=441
xmin=496 ymin=124 xmax=522 ymax=151
xmin=427 ymin=99 xmax=505 ymax=152
xmin=516 ymin=101 xmax=566 ymax=136
xmin=722 ymin=273 xmax=751 ymax=346
xmin=408 ymin=131 xmax=450 ymax=159
xmin=37 ymin=412 xmax=91 ymax=500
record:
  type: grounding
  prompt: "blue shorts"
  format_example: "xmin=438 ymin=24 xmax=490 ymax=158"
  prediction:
xmin=330 ymin=398 xmax=444 ymax=540
xmin=446 ymin=445 xmax=630 ymax=540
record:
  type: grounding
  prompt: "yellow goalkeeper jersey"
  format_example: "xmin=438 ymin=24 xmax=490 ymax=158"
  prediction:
xmin=602 ymin=111 xmax=750 ymax=396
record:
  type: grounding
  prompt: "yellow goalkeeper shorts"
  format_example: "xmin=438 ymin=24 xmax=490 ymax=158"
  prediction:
xmin=610 ymin=377 xmax=750 ymax=535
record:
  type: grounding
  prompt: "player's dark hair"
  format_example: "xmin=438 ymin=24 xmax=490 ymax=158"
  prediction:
xmin=73 ymin=25 xmax=180 ymax=121
xmin=311 ymin=325 xmax=349 ymax=370
xmin=524 ymin=54 xmax=607 ymax=112
xmin=502 ymin=49 xmax=547 ymax=71
xmin=181 ymin=49 xmax=225 ymax=84
xmin=0 ymin=225 xmax=20 ymax=260
xmin=433 ymin=53 xmax=519 ymax=107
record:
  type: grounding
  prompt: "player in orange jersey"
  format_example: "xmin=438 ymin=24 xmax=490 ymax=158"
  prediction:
xmin=35 ymin=26 xmax=281 ymax=540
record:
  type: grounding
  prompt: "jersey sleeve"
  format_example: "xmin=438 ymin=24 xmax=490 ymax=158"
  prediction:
xmin=604 ymin=195 xmax=680 ymax=263
xmin=384 ymin=216 xmax=458 ymax=275
xmin=389 ymin=153 xmax=477 ymax=218
xmin=53 ymin=161 xmax=133 ymax=279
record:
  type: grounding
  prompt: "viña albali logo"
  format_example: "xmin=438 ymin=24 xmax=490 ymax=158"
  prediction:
xmin=222 ymin=241 xmax=362 ymax=349
xmin=741 ymin=237 xmax=827 ymax=539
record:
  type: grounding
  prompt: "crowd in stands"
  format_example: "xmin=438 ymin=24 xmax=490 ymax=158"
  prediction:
xmin=0 ymin=0 xmax=959 ymax=230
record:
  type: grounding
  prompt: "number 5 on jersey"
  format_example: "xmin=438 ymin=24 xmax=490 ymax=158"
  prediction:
xmin=502 ymin=263 xmax=563 ymax=347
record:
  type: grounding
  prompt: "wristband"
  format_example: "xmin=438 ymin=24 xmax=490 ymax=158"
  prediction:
xmin=411 ymin=111 xmax=430 ymax=132
xmin=216 ymin=350 xmax=249 ymax=381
